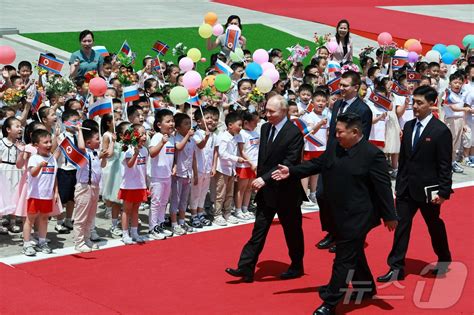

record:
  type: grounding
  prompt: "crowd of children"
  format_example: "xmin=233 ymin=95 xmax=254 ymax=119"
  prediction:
xmin=0 ymin=24 xmax=473 ymax=256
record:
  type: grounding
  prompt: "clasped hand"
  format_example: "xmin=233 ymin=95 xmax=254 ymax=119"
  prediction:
xmin=271 ymin=164 xmax=290 ymax=181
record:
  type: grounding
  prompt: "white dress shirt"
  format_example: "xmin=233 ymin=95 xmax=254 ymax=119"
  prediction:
xmin=412 ymin=114 xmax=433 ymax=146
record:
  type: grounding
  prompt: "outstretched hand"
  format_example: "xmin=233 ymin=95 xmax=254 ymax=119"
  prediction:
xmin=271 ymin=164 xmax=290 ymax=181
xmin=384 ymin=220 xmax=398 ymax=232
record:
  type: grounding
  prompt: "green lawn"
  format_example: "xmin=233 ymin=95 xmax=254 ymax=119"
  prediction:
xmin=22 ymin=24 xmax=318 ymax=69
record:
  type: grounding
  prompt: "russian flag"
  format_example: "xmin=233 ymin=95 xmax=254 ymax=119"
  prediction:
xmin=120 ymin=40 xmax=131 ymax=56
xmin=369 ymin=92 xmax=391 ymax=112
xmin=407 ymin=70 xmax=422 ymax=82
xmin=215 ymin=59 xmax=233 ymax=76
xmin=88 ymin=97 xmax=113 ymax=118
xmin=152 ymin=41 xmax=169 ymax=56
xmin=31 ymin=91 xmax=42 ymax=113
xmin=326 ymin=61 xmax=341 ymax=74
xmin=391 ymin=56 xmax=407 ymax=70
xmin=38 ymin=54 xmax=64 ymax=74
xmin=187 ymin=94 xmax=202 ymax=107
xmin=224 ymin=28 xmax=240 ymax=51
xmin=327 ymin=77 xmax=341 ymax=95
xmin=306 ymin=133 xmax=324 ymax=147
xmin=59 ymin=137 xmax=88 ymax=169
xmin=390 ymin=81 xmax=409 ymax=96
xmin=292 ymin=118 xmax=311 ymax=135
xmin=93 ymin=46 xmax=109 ymax=57
xmin=443 ymin=90 xmax=454 ymax=105
xmin=123 ymin=85 xmax=140 ymax=103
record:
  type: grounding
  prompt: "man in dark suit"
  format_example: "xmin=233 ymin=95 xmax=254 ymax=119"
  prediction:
xmin=272 ymin=112 xmax=398 ymax=315
xmin=378 ymin=85 xmax=453 ymax=282
xmin=316 ymin=70 xmax=373 ymax=252
xmin=225 ymin=95 xmax=307 ymax=283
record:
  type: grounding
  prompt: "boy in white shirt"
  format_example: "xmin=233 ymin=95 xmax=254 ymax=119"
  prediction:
xmin=189 ymin=107 xmax=219 ymax=228
xmin=22 ymin=129 xmax=58 ymax=256
xmin=214 ymin=112 xmax=246 ymax=226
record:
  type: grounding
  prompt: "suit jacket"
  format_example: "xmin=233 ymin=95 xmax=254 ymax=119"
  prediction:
xmin=328 ymin=97 xmax=373 ymax=146
xmin=396 ymin=117 xmax=453 ymax=202
xmin=255 ymin=120 xmax=306 ymax=209
xmin=290 ymin=139 xmax=397 ymax=239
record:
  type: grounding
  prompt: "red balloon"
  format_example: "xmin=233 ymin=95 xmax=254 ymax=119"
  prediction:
xmin=188 ymin=88 xmax=197 ymax=96
xmin=0 ymin=46 xmax=16 ymax=64
xmin=89 ymin=77 xmax=107 ymax=96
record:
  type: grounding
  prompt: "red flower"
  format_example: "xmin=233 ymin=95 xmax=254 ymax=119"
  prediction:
xmin=133 ymin=130 xmax=140 ymax=138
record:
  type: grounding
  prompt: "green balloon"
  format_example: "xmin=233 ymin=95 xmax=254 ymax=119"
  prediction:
xmin=446 ymin=45 xmax=461 ymax=59
xmin=169 ymin=86 xmax=189 ymax=105
xmin=462 ymin=34 xmax=474 ymax=48
xmin=214 ymin=74 xmax=232 ymax=92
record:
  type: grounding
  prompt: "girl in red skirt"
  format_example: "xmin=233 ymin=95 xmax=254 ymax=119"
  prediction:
xmin=118 ymin=124 xmax=148 ymax=245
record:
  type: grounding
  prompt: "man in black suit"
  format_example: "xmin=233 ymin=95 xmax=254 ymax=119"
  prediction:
xmin=378 ymin=85 xmax=453 ymax=282
xmin=273 ymin=112 xmax=398 ymax=315
xmin=316 ymin=70 xmax=373 ymax=252
xmin=225 ymin=95 xmax=307 ymax=283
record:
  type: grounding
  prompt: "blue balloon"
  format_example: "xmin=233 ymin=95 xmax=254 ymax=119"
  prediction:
xmin=245 ymin=62 xmax=263 ymax=80
xmin=432 ymin=44 xmax=447 ymax=55
xmin=441 ymin=52 xmax=455 ymax=65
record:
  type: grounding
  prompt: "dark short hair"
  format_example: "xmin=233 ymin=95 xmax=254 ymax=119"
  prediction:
xmin=18 ymin=60 xmax=32 ymax=71
xmin=337 ymin=112 xmax=363 ymax=132
xmin=62 ymin=109 xmax=80 ymax=122
xmin=79 ymin=30 xmax=94 ymax=42
xmin=449 ymin=71 xmax=464 ymax=82
xmin=195 ymin=105 xmax=220 ymax=121
xmin=225 ymin=112 xmax=242 ymax=127
xmin=153 ymin=109 xmax=174 ymax=132
xmin=174 ymin=112 xmax=191 ymax=128
xmin=341 ymin=70 xmax=361 ymax=87
xmin=126 ymin=105 xmax=143 ymax=119
xmin=298 ymin=83 xmax=313 ymax=95
xmin=413 ymin=85 xmax=438 ymax=103
xmin=31 ymin=129 xmax=51 ymax=144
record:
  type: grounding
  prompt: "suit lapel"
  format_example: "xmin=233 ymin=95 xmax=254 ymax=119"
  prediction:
xmin=263 ymin=120 xmax=291 ymax=163
xmin=411 ymin=118 xmax=435 ymax=155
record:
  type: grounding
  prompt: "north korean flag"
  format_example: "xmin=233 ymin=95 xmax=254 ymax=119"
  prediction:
xmin=38 ymin=54 xmax=64 ymax=74
xmin=59 ymin=137 xmax=88 ymax=169
xmin=369 ymin=92 xmax=392 ymax=112
xmin=327 ymin=77 xmax=341 ymax=95
xmin=152 ymin=41 xmax=169 ymax=56
xmin=391 ymin=56 xmax=407 ymax=70
xmin=305 ymin=102 xmax=315 ymax=113
xmin=390 ymin=81 xmax=410 ymax=96
xmin=407 ymin=70 xmax=422 ymax=82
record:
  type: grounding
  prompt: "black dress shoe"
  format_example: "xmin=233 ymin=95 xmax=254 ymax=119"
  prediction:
xmin=280 ymin=268 xmax=304 ymax=280
xmin=316 ymin=233 xmax=335 ymax=249
xmin=328 ymin=245 xmax=336 ymax=253
xmin=313 ymin=303 xmax=335 ymax=315
xmin=431 ymin=262 xmax=450 ymax=275
xmin=225 ymin=268 xmax=254 ymax=283
xmin=377 ymin=269 xmax=405 ymax=282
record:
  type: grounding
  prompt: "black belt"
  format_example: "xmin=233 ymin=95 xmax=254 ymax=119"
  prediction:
xmin=1 ymin=161 xmax=15 ymax=165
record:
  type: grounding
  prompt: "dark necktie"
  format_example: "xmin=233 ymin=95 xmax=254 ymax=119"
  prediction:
xmin=268 ymin=125 xmax=276 ymax=147
xmin=412 ymin=121 xmax=422 ymax=149
xmin=338 ymin=101 xmax=348 ymax=115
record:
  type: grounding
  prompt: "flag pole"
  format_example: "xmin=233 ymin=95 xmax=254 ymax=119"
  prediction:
xmin=197 ymin=104 xmax=208 ymax=132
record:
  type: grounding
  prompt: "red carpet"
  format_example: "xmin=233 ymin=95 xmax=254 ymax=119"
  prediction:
xmin=213 ymin=0 xmax=472 ymax=50
xmin=0 ymin=186 xmax=472 ymax=314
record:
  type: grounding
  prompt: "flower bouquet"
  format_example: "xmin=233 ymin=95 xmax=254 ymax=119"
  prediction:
xmin=287 ymin=44 xmax=310 ymax=63
xmin=34 ymin=64 xmax=48 ymax=76
xmin=341 ymin=63 xmax=361 ymax=74
xmin=172 ymin=43 xmax=188 ymax=57
xmin=359 ymin=46 xmax=376 ymax=59
xmin=45 ymin=75 xmax=75 ymax=96
xmin=84 ymin=70 xmax=98 ymax=83
xmin=2 ymin=88 xmax=26 ymax=106
xmin=275 ymin=59 xmax=292 ymax=76
xmin=198 ymin=86 xmax=219 ymax=101
xmin=120 ymin=126 xmax=141 ymax=151
xmin=116 ymin=51 xmax=136 ymax=67
xmin=117 ymin=68 xmax=135 ymax=87
xmin=246 ymin=88 xmax=265 ymax=105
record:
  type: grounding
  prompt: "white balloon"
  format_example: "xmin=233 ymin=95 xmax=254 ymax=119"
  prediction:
xmin=394 ymin=49 xmax=408 ymax=58
xmin=425 ymin=50 xmax=441 ymax=63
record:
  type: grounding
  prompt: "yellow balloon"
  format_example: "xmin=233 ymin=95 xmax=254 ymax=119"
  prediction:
xmin=256 ymin=76 xmax=273 ymax=93
xmin=198 ymin=24 xmax=213 ymax=39
xmin=187 ymin=48 xmax=202 ymax=63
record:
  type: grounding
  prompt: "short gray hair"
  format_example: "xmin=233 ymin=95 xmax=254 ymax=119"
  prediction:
xmin=268 ymin=94 xmax=288 ymax=109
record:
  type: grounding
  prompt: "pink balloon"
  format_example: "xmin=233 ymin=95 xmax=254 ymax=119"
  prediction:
xmin=89 ymin=77 xmax=107 ymax=96
xmin=327 ymin=41 xmax=338 ymax=54
xmin=261 ymin=62 xmax=275 ymax=72
xmin=263 ymin=68 xmax=280 ymax=84
xmin=377 ymin=32 xmax=392 ymax=46
xmin=408 ymin=40 xmax=422 ymax=54
xmin=200 ymin=57 xmax=207 ymax=63
xmin=407 ymin=51 xmax=419 ymax=63
xmin=182 ymin=70 xmax=202 ymax=90
xmin=212 ymin=24 xmax=224 ymax=36
xmin=179 ymin=57 xmax=194 ymax=72
xmin=252 ymin=49 xmax=269 ymax=65
xmin=0 ymin=46 xmax=16 ymax=64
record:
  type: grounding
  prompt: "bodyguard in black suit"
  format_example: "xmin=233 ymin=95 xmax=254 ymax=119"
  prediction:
xmin=378 ymin=86 xmax=453 ymax=282
xmin=273 ymin=112 xmax=398 ymax=315
xmin=316 ymin=70 xmax=373 ymax=252
xmin=225 ymin=95 xmax=307 ymax=282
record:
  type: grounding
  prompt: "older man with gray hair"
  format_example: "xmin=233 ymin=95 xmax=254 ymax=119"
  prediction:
xmin=225 ymin=95 xmax=307 ymax=282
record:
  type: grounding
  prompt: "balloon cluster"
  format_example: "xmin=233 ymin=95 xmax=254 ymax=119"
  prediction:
xmin=198 ymin=12 xmax=224 ymax=39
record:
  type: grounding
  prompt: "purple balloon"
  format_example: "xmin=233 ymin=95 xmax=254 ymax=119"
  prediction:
xmin=407 ymin=51 xmax=419 ymax=63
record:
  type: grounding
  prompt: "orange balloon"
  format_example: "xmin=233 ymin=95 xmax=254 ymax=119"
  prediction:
xmin=204 ymin=12 xmax=218 ymax=26
xmin=404 ymin=39 xmax=418 ymax=50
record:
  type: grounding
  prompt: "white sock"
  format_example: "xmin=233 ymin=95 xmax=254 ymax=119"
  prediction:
xmin=191 ymin=214 xmax=197 ymax=219
xmin=198 ymin=212 xmax=204 ymax=218
xmin=23 ymin=240 xmax=32 ymax=247
xmin=171 ymin=222 xmax=177 ymax=227
xmin=112 ymin=219 xmax=118 ymax=227
xmin=65 ymin=218 xmax=72 ymax=225
xmin=39 ymin=238 xmax=46 ymax=245
xmin=178 ymin=219 xmax=184 ymax=225
xmin=309 ymin=192 xmax=316 ymax=197
xmin=242 ymin=206 xmax=248 ymax=213
xmin=122 ymin=230 xmax=130 ymax=237
xmin=130 ymin=227 xmax=138 ymax=237
xmin=57 ymin=219 xmax=64 ymax=226
xmin=235 ymin=208 xmax=242 ymax=213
